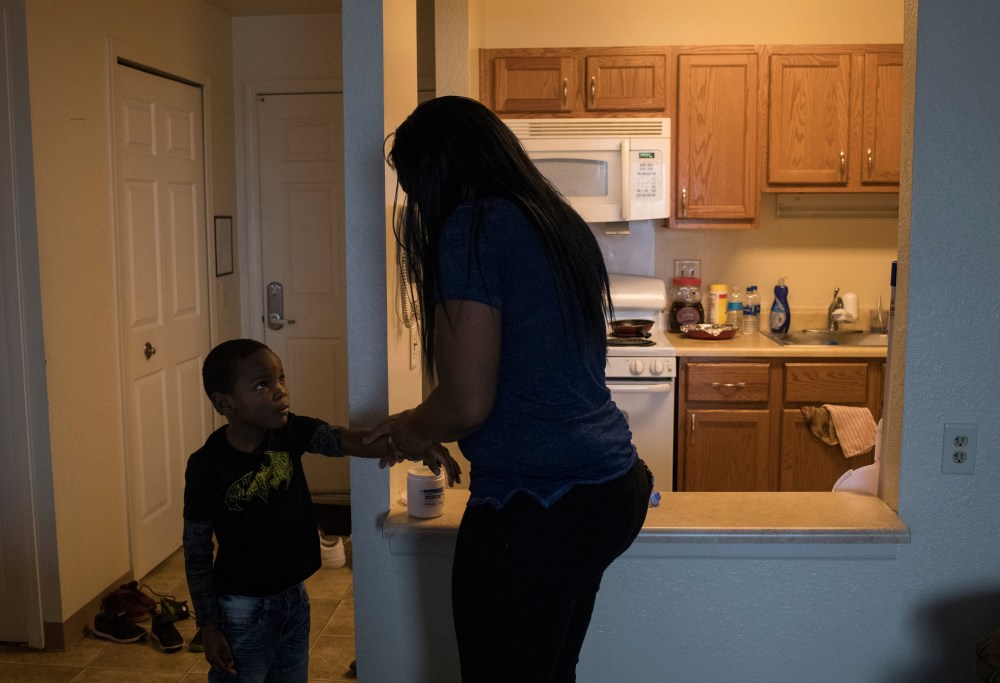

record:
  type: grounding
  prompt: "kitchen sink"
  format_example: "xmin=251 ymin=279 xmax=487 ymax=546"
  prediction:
xmin=763 ymin=330 xmax=889 ymax=347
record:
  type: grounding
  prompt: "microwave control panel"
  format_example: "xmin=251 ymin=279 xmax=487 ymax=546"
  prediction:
xmin=630 ymin=148 xmax=669 ymax=219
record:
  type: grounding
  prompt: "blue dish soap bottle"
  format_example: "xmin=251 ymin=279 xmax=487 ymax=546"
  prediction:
xmin=770 ymin=278 xmax=790 ymax=334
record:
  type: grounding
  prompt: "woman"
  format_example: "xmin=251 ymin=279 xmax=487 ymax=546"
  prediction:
xmin=368 ymin=96 xmax=651 ymax=682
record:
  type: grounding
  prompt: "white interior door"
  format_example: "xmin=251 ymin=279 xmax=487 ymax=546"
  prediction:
xmin=115 ymin=64 xmax=213 ymax=579
xmin=258 ymin=93 xmax=349 ymax=494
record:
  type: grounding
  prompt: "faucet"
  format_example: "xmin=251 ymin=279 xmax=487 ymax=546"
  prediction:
xmin=827 ymin=287 xmax=843 ymax=331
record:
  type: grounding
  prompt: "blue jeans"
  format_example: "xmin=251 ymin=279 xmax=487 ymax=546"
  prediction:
xmin=208 ymin=582 xmax=311 ymax=683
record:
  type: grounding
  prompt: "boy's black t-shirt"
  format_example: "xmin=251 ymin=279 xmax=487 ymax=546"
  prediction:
xmin=184 ymin=413 xmax=325 ymax=597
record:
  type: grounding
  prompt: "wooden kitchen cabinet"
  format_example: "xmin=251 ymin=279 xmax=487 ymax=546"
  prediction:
xmin=481 ymin=48 xmax=669 ymax=117
xmin=677 ymin=361 xmax=776 ymax=491
xmin=673 ymin=50 xmax=760 ymax=229
xmin=778 ymin=361 xmax=882 ymax=491
xmin=765 ymin=45 xmax=903 ymax=192
xmin=861 ymin=51 xmax=904 ymax=184
xmin=676 ymin=357 xmax=884 ymax=492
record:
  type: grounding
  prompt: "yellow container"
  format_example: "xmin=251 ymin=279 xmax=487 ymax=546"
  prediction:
xmin=708 ymin=284 xmax=729 ymax=325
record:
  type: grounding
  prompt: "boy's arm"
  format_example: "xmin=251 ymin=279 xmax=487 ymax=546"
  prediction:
xmin=309 ymin=423 xmax=394 ymax=461
xmin=184 ymin=518 xmax=237 ymax=675
xmin=182 ymin=518 xmax=222 ymax=629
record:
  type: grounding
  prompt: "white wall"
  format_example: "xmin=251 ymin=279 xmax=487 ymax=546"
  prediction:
xmin=24 ymin=0 xmax=237 ymax=623
xmin=350 ymin=0 xmax=1000 ymax=680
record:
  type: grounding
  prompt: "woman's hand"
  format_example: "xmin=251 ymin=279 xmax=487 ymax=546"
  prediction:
xmin=365 ymin=411 xmax=462 ymax=486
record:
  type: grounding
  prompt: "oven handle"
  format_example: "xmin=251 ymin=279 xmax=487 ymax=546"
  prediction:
xmin=607 ymin=382 xmax=673 ymax=393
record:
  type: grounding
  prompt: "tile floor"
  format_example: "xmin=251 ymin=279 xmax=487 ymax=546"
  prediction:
xmin=0 ymin=544 xmax=357 ymax=682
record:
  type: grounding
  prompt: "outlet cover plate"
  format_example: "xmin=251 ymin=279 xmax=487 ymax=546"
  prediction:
xmin=941 ymin=423 xmax=978 ymax=474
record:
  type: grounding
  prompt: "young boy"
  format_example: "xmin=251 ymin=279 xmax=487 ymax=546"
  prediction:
xmin=183 ymin=339 xmax=446 ymax=681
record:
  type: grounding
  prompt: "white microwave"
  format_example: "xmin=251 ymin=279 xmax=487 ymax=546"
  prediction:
xmin=504 ymin=118 xmax=671 ymax=223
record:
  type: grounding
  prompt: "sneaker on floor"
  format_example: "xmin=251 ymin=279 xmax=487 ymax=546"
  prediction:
xmin=319 ymin=530 xmax=346 ymax=568
xmin=100 ymin=591 xmax=151 ymax=623
xmin=93 ymin=610 xmax=148 ymax=644
xmin=119 ymin=581 xmax=157 ymax=612
xmin=188 ymin=628 xmax=204 ymax=653
xmin=150 ymin=612 xmax=184 ymax=653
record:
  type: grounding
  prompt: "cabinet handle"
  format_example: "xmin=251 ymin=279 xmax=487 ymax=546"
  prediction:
xmin=681 ymin=186 xmax=687 ymax=217
xmin=562 ymin=78 xmax=568 ymax=105
xmin=867 ymin=147 xmax=873 ymax=176
xmin=840 ymin=149 xmax=846 ymax=179
xmin=711 ymin=381 xmax=747 ymax=390
xmin=590 ymin=76 xmax=596 ymax=106
xmin=690 ymin=413 xmax=696 ymax=444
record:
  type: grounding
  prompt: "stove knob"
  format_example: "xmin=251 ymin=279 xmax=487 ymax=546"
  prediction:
xmin=650 ymin=359 xmax=665 ymax=376
xmin=629 ymin=360 xmax=645 ymax=376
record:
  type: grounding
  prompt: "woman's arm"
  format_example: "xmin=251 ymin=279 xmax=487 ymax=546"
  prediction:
xmin=364 ymin=299 xmax=500 ymax=482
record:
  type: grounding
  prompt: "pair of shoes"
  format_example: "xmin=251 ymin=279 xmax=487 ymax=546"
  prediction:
xmin=189 ymin=628 xmax=204 ymax=653
xmin=139 ymin=584 xmax=191 ymax=622
xmin=319 ymin=529 xmax=346 ymax=568
xmin=101 ymin=581 xmax=155 ymax=623
xmin=93 ymin=610 xmax=147 ymax=643
xmin=149 ymin=611 xmax=184 ymax=653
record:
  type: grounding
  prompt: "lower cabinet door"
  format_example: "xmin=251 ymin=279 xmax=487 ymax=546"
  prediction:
xmin=681 ymin=409 xmax=772 ymax=491
xmin=779 ymin=410 xmax=876 ymax=491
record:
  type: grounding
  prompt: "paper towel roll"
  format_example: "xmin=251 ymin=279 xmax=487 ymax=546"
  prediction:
xmin=840 ymin=292 xmax=859 ymax=321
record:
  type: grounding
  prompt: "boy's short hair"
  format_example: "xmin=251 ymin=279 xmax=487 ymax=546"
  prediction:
xmin=202 ymin=338 xmax=270 ymax=398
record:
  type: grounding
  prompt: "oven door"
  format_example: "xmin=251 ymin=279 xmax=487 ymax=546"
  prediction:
xmin=608 ymin=380 xmax=675 ymax=493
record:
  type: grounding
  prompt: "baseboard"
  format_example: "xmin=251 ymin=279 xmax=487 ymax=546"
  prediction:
xmin=311 ymin=492 xmax=351 ymax=506
xmin=43 ymin=570 xmax=131 ymax=651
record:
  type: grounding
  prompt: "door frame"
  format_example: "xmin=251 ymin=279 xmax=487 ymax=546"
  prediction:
xmin=0 ymin=0 xmax=53 ymax=649
xmin=106 ymin=39 xmax=220 ymax=573
xmin=239 ymin=78 xmax=342 ymax=340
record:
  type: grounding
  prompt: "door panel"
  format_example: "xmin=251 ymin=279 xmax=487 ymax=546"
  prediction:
xmin=258 ymin=93 xmax=349 ymax=493
xmin=115 ymin=64 xmax=213 ymax=579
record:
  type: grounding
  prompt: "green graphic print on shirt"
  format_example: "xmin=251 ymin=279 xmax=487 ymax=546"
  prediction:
xmin=224 ymin=451 xmax=293 ymax=511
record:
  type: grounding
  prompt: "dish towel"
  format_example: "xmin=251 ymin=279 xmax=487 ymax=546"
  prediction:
xmin=799 ymin=405 xmax=839 ymax=445
xmin=823 ymin=404 xmax=877 ymax=458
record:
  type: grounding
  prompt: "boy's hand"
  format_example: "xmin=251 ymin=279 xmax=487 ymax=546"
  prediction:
xmin=201 ymin=624 xmax=236 ymax=676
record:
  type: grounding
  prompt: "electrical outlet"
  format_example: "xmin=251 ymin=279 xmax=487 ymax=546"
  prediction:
xmin=941 ymin=423 xmax=978 ymax=474
xmin=674 ymin=259 xmax=701 ymax=279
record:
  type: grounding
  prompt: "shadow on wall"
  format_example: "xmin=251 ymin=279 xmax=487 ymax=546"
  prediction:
xmin=888 ymin=585 xmax=1000 ymax=682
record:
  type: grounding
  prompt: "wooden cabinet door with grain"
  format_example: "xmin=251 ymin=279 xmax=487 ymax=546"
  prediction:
xmin=681 ymin=409 xmax=772 ymax=491
xmin=675 ymin=52 xmax=759 ymax=225
xmin=768 ymin=53 xmax=851 ymax=185
xmin=861 ymin=51 xmax=903 ymax=184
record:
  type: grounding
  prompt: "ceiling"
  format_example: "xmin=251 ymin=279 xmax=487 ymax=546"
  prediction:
xmin=203 ymin=0 xmax=340 ymax=16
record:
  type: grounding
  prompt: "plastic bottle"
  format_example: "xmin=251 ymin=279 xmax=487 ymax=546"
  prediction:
xmin=708 ymin=284 xmax=728 ymax=324
xmin=769 ymin=278 xmax=791 ymax=334
xmin=741 ymin=285 xmax=760 ymax=335
xmin=726 ymin=287 xmax=744 ymax=328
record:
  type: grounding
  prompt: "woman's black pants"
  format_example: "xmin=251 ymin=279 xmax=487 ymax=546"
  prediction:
xmin=451 ymin=458 xmax=652 ymax=683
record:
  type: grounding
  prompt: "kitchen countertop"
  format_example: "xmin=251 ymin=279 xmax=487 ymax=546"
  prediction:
xmin=667 ymin=331 xmax=887 ymax=358
xmin=383 ymin=488 xmax=910 ymax=547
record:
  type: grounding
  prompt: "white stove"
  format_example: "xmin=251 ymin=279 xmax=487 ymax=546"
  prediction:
xmin=606 ymin=273 xmax=676 ymax=493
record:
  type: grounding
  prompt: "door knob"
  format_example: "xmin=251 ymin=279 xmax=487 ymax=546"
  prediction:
xmin=144 ymin=342 xmax=156 ymax=360
xmin=266 ymin=282 xmax=295 ymax=330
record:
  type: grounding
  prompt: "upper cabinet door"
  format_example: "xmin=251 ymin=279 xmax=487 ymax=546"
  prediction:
xmin=675 ymin=52 xmax=758 ymax=224
xmin=585 ymin=54 xmax=667 ymax=112
xmin=492 ymin=56 xmax=574 ymax=114
xmin=768 ymin=53 xmax=851 ymax=185
xmin=861 ymin=51 xmax=903 ymax=184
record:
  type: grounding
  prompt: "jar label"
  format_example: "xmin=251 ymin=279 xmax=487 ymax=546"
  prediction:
xmin=676 ymin=306 xmax=702 ymax=325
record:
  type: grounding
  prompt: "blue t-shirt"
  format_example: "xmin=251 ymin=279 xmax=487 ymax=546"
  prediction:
xmin=437 ymin=197 xmax=636 ymax=509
